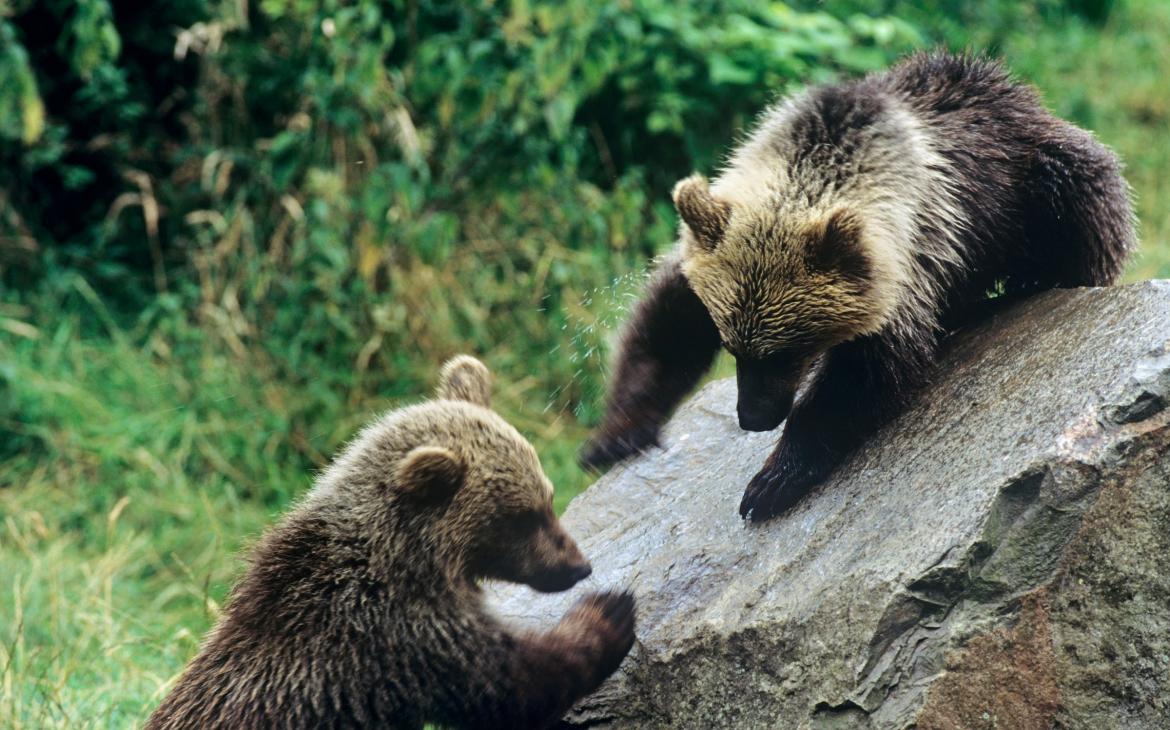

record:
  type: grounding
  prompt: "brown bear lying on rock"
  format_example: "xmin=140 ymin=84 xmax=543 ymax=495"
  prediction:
xmin=147 ymin=356 xmax=635 ymax=730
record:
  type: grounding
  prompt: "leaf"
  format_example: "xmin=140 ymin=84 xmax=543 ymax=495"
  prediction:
xmin=708 ymin=54 xmax=757 ymax=85
xmin=544 ymin=94 xmax=578 ymax=140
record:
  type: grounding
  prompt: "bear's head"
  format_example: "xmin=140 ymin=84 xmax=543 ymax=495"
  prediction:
xmin=672 ymin=174 xmax=890 ymax=432
xmin=335 ymin=356 xmax=591 ymax=593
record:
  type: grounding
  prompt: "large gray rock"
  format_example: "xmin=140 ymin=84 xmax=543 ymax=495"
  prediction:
xmin=490 ymin=282 xmax=1170 ymax=729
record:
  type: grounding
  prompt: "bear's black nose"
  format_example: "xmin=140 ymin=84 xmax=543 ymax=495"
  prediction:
xmin=529 ymin=562 xmax=592 ymax=593
xmin=568 ymin=563 xmax=593 ymax=583
xmin=734 ymin=356 xmax=796 ymax=432
xmin=737 ymin=403 xmax=786 ymax=432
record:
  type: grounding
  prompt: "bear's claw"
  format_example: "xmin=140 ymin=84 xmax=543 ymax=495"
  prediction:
xmin=739 ymin=446 xmax=830 ymax=523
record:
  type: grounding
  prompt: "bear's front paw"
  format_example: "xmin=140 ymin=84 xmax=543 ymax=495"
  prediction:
xmin=564 ymin=591 xmax=637 ymax=680
xmin=738 ymin=447 xmax=832 ymax=523
xmin=578 ymin=425 xmax=660 ymax=471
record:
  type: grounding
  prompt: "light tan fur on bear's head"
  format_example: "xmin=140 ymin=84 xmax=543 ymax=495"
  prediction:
xmin=308 ymin=355 xmax=590 ymax=593
xmin=673 ymin=174 xmax=884 ymax=364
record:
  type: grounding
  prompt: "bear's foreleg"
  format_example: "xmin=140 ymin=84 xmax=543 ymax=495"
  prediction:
xmin=580 ymin=255 xmax=720 ymax=470
xmin=739 ymin=329 xmax=934 ymax=522
xmin=443 ymin=591 xmax=635 ymax=730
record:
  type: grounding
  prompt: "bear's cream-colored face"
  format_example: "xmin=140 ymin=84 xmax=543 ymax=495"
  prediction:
xmin=673 ymin=175 xmax=879 ymax=431
xmin=395 ymin=356 xmax=592 ymax=592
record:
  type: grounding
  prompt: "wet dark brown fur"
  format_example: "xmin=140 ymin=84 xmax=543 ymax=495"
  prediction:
xmin=148 ymin=357 xmax=635 ymax=729
xmin=581 ymin=52 xmax=1136 ymax=522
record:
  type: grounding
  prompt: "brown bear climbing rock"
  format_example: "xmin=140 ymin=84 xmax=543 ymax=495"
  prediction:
xmin=581 ymin=51 xmax=1136 ymax=522
xmin=147 ymin=355 xmax=636 ymax=730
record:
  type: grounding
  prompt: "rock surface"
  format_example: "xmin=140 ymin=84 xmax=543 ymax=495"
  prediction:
xmin=489 ymin=282 xmax=1170 ymax=729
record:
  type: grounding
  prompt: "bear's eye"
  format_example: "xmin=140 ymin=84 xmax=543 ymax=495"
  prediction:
xmin=508 ymin=509 xmax=543 ymax=534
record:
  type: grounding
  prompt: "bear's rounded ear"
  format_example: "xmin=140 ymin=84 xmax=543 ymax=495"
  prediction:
xmin=809 ymin=209 xmax=872 ymax=286
xmin=437 ymin=355 xmax=492 ymax=408
xmin=395 ymin=446 xmax=466 ymax=504
xmin=672 ymin=174 xmax=731 ymax=252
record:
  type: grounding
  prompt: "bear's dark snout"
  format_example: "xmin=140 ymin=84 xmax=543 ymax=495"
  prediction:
xmin=520 ymin=518 xmax=594 ymax=593
xmin=568 ymin=563 xmax=593 ymax=583
xmin=735 ymin=357 xmax=796 ymax=432
xmin=737 ymin=400 xmax=789 ymax=432
xmin=528 ymin=559 xmax=592 ymax=593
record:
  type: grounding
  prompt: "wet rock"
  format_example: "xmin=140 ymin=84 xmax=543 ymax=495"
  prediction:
xmin=489 ymin=282 xmax=1170 ymax=728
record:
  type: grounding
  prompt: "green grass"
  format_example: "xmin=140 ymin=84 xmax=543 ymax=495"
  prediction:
xmin=2 ymin=286 xmax=285 ymax=726
xmin=3 ymin=2 xmax=1170 ymax=727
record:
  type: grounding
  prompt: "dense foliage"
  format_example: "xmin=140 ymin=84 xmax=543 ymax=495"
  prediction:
xmin=2 ymin=0 xmax=1167 ymax=726
xmin=3 ymin=1 xmax=916 ymax=275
